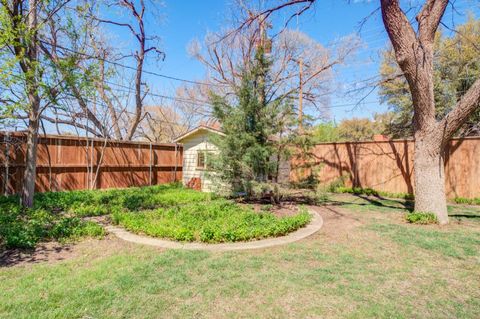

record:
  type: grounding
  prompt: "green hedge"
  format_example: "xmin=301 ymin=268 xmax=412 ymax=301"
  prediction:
xmin=333 ymin=187 xmax=480 ymax=205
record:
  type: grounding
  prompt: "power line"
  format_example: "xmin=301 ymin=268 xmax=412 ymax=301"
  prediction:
xmin=102 ymin=80 xmax=213 ymax=106
xmin=2 ymin=68 xmax=214 ymax=107
xmin=39 ymin=40 xmax=224 ymax=88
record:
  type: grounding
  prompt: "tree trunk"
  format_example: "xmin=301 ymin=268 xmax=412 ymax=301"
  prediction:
xmin=21 ymin=109 xmax=40 ymax=207
xmin=20 ymin=0 xmax=40 ymax=208
xmin=413 ymin=136 xmax=449 ymax=224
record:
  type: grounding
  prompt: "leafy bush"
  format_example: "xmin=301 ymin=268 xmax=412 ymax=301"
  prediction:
xmin=324 ymin=174 xmax=349 ymax=193
xmin=405 ymin=212 xmax=438 ymax=224
xmin=112 ymin=200 xmax=311 ymax=243
xmin=2 ymin=182 xmax=301 ymax=248
xmin=0 ymin=207 xmax=105 ymax=249
xmin=0 ymin=183 xmax=203 ymax=249
xmin=248 ymin=182 xmax=287 ymax=204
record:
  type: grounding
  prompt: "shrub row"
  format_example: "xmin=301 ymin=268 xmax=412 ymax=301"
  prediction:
xmin=333 ymin=186 xmax=480 ymax=206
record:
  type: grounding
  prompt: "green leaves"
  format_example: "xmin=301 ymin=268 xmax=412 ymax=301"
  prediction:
xmin=405 ymin=212 xmax=438 ymax=225
xmin=0 ymin=183 xmax=201 ymax=249
xmin=210 ymin=47 xmax=293 ymax=194
xmin=379 ymin=17 xmax=480 ymax=137
xmin=113 ymin=199 xmax=311 ymax=243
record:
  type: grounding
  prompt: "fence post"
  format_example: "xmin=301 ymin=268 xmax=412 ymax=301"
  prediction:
xmin=85 ymin=137 xmax=89 ymax=190
xmin=174 ymin=143 xmax=178 ymax=182
xmin=57 ymin=138 xmax=61 ymax=192
xmin=4 ymin=132 xmax=10 ymax=196
xmin=149 ymin=143 xmax=153 ymax=186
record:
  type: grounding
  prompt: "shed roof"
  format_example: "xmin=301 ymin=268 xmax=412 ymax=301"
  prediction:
xmin=173 ymin=125 xmax=224 ymax=143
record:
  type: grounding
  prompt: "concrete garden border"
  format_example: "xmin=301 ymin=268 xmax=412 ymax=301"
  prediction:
xmin=105 ymin=208 xmax=323 ymax=251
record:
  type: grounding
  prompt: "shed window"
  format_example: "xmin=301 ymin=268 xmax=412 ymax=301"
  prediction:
xmin=197 ymin=151 xmax=213 ymax=170
xmin=197 ymin=151 xmax=206 ymax=169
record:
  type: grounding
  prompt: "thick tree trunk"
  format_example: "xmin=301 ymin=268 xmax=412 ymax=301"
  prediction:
xmin=413 ymin=136 xmax=449 ymax=224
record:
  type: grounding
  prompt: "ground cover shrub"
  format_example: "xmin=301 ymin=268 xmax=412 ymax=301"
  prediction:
xmin=405 ymin=211 xmax=438 ymax=224
xmin=112 ymin=199 xmax=311 ymax=243
xmin=0 ymin=206 xmax=105 ymax=249
xmin=0 ymin=183 xmax=205 ymax=249
xmin=454 ymin=197 xmax=480 ymax=205
xmin=30 ymin=183 xmax=209 ymax=217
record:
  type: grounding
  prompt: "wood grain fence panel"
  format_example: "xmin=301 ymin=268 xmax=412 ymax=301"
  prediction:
xmin=290 ymin=137 xmax=480 ymax=199
xmin=0 ymin=133 xmax=183 ymax=194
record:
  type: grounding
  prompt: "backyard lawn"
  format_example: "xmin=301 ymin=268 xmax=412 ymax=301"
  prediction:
xmin=0 ymin=190 xmax=479 ymax=318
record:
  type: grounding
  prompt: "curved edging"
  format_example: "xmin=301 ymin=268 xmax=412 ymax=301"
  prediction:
xmin=105 ymin=208 xmax=323 ymax=251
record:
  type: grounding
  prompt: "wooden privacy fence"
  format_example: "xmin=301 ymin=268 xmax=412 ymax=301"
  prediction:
xmin=0 ymin=132 xmax=183 ymax=195
xmin=290 ymin=137 xmax=480 ymax=199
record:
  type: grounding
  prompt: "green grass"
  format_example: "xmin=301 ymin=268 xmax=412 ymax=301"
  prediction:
xmin=1 ymin=187 xmax=479 ymax=318
xmin=112 ymin=200 xmax=311 ymax=243
xmin=325 ymin=192 xmax=480 ymax=222
xmin=1 ymin=203 xmax=479 ymax=318
xmin=367 ymin=222 xmax=480 ymax=259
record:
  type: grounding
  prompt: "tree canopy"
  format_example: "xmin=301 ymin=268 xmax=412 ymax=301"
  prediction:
xmin=379 ymin=16 xmax=480 ymax=138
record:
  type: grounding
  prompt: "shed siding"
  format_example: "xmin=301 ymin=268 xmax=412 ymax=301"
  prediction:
xmin=181 ymin=131 xmax=219 ymax=192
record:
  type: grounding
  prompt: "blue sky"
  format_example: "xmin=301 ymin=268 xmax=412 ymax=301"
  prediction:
xmin=155 ymin=0 xmax=387 ymax=122
xmin=116 ymin=0 xmax=479 ymax=123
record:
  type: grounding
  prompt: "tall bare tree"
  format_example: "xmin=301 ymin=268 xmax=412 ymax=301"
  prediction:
xmin=23 ymin=0 xmax=40 ymax=207
xmin=0 ymin=0 xmax=73 ymax=207
xmin=137 ymin=83 xmax=214 ymax=142
xmin=93 ymin=0 xmax=165 ymax=141
xmin=189 ymin=4 xmax=359 ymax=125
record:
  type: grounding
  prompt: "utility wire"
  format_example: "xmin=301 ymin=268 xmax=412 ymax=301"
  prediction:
xmin=39 ymin=40 xmax=225 ymax=88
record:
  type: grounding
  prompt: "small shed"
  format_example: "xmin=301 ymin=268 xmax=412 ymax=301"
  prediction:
xmin=174 ymin=125 xmax=224 ymax=192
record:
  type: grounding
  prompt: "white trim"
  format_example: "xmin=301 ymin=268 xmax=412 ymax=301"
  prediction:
xmin=173 ymin=125 xmax=225 ymax=143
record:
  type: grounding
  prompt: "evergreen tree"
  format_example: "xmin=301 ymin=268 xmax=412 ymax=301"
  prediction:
xmin=210 ymin=47 xmax=293 ymax=195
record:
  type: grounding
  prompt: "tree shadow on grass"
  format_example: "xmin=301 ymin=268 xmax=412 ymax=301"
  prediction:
xmin=450 ymin=214 xmax=480 ymax=220
xmin=329 ymin=194 xmax=480 ymax=221
xmin=283 ymin=190 xmax=414 ymax=213
xmin=326 ymin=194 xmax=414 ymax=213
xmin=0 ymin=243 xmax=73 ymax=267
